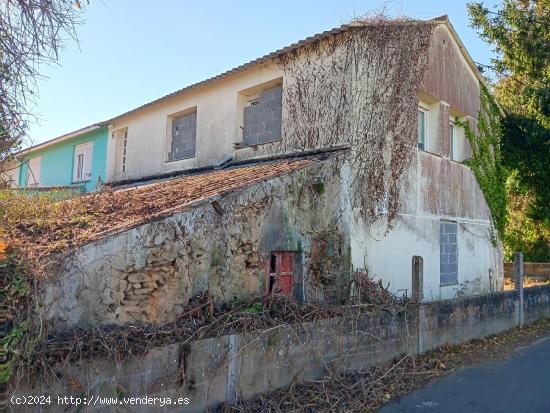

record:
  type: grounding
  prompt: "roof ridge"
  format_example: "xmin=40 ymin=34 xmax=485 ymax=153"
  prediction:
xmin=107 ymin=17 xmax=441 ymax=124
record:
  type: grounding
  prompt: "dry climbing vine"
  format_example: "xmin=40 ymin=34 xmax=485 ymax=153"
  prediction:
xmin=275 ymin=16 xmax=435 ymax=227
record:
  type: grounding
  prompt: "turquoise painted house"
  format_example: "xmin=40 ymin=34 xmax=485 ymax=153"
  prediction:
xmin=14 ymin=123 xmax=108 ymax=192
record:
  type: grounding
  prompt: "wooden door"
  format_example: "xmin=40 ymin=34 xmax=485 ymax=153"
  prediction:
xmin=277 ymin=252 xmax=294 ymax=295
xmin=266 ymin=251 xmax=294 ymax=296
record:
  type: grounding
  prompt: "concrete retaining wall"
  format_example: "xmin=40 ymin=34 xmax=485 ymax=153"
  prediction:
xmin=12 ymin=285 xmax=550 ymax=412
xmin=419 ymin=290 xmax=518 ymax=352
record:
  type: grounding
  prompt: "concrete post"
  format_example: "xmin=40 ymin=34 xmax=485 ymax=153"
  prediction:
xmin=514 ymin=252 xmax=524 ymax=327
xmin=412 ymin=256 xmax=423 ymax=302
xmin=226 ymin=334 xmax=240 ymax=403
xmin=412 ymin=256 xmax=424 ymax=354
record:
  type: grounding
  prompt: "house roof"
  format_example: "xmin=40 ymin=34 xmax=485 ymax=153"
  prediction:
xmin=12 ymin=122 xmax=108 ymax=158
xmin=11 ymin=151 xmax=339 ymax=267
xmin=16 ymin=15 xmax=485 ymax=158
xmin=108 ymin=15 xmax=486 ymax=123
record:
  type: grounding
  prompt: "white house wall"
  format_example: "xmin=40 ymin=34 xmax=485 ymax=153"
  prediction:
xmin=351 ymin=151 xmax=503 ymax=301
xmin=107 ymin=64 xmax=285 ymax=182
xmin=1 ymin=158 xmax=21 ymax=187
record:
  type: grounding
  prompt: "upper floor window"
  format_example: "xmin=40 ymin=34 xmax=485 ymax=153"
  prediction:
xmin=418 ymin=108 xmax=427 ymax=150
xmin=73 ymin=142 xmax=93 ymax=182
xmin=449 ymin=122 xmax=457 ymax=161
xmin=168 ymin=110 xmax=196 ymax=161
xmin=26 ymin=156 xmax=41 ymax=187
xmin=242 ymin=84 xmax=282 ymax=146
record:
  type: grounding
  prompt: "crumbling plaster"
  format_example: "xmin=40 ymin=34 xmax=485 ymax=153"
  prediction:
xmin=42 ymin=155 xmax=351 ymax=330
xmin=351 ymin=150 xmax=504 ymax=301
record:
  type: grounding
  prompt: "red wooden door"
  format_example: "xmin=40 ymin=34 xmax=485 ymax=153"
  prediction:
xmin=276 ymin=252 xmax=294 ymax=295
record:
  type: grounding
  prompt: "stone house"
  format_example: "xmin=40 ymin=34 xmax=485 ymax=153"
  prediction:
xmin=39 ymin=15 xmax=503 ymax=330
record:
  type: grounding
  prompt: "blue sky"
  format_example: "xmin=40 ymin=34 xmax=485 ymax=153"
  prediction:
xmin=28 ymin=0 xmax=501 ymax=144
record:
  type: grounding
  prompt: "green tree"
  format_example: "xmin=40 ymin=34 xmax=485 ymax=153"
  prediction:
xmin=468 ymin=0 xmax=550 ymax=260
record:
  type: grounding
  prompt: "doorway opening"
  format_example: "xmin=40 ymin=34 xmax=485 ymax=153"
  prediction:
xmin=266 ymin=251 xmax=295 ymax=296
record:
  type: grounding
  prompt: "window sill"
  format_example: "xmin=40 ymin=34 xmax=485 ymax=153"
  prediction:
xmin=164 ymin=155 xmax=196 ymax=164
xmin=72 ymin=180 xmax=90 ymax=184
xmin=418 ymin=150 xmax=470 ymax=166
xmin=418 ymin=147 xmax=440 ymax=156
xmin=440 ymin=282 xmax=459 ymax=287
xmin=234 ymin=138 xmax=281 ymax=150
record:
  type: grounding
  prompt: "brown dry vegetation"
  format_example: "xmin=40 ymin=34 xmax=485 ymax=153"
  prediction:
xmin=215 ymin=318 xmax=550 ymax=413
xmin=0 ymin=159 xmax=313 ymax=276
xmin=18 ymin=275 xmax=400 ymax=383
xmin=503 ymin=275 xmax=550 ymax=290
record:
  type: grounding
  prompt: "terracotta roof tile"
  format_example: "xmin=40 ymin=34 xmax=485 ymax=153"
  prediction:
xmin=9 ymin=157 xmax=318 ymax=269
xmin=95 ymin=157 xmax=315 ymax=235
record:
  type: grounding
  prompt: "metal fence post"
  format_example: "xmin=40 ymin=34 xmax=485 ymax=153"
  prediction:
xmin=514 ymin=252 xmax=524 ymax=327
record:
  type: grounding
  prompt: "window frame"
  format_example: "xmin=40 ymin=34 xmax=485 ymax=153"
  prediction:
xmin=418 ymin=106 xmax=428 ymax=151
xmin=113 ymin=129 xmax=129 ymax=175
xmin=237 ymin=79 xmax=283 ymax=148
xmin=165 ymin=108 xmax=197 ymax=163
xmin=75 ymin=153 xmax=85 ymax=181
xmin=72 ymin=141 xmax=94 ymax=183
xmin=120 ymin=130 xmax=128 ymax=173
xmin=449 ymin=121 xmax=457 ymax=161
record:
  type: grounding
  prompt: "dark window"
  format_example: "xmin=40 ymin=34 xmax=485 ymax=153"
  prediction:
xmin=243 ymin=85 xmax=282 ymax=146
xmin=169 ymin=111 xmax=196 ymax=161
xmin=440 ymin=221 xmax=458 ymax=285
xmin=270 ymin=253 xmax=277 ymax=273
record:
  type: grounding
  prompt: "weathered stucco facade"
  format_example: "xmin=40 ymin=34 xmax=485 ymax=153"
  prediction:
xmin=352 ymin=150 xmax=503 ymax=302
xmin=39 ymin=17 xmax=503 ymax=331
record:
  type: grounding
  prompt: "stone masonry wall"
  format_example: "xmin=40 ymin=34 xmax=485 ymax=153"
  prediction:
xmin=41 ymin=154 xmax=351 ymax=330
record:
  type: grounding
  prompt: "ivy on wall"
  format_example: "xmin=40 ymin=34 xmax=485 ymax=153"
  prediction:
xmin=275 ymin=17 xmax=435 ymax=228
xmin=460 ymin=86 xmax=507 ymax=240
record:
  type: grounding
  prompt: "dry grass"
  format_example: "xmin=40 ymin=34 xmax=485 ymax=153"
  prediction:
xmin=0 ymin=159 xmax=313 ymax=276
xmin=19 ymin=278 xmax=402 ymax=382
xmin=503 ymin=275 xmax=550 ymax=290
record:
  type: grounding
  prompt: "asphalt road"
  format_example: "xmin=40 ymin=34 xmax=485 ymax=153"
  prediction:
xmin=379 ymin=335 xmax=550 ymax=413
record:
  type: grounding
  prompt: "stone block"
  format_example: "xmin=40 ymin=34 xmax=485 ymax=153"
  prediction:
xmin=142 ymin=281 xmax=158 ymax=289
xmin=128 ymin=273 xmax=148 ymax=283
xmin=133 ymin=288 xmax=153 ymax=295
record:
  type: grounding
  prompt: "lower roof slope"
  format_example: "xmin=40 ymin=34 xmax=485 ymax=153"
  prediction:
xmin=9 ymin=153 xmax=330 ymax=272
